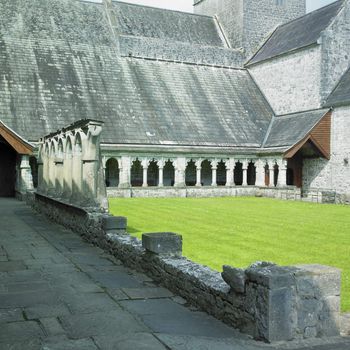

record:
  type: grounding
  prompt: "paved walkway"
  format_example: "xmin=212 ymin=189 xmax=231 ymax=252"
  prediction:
xmin=0 ymin=199 xmax=350 ymax=350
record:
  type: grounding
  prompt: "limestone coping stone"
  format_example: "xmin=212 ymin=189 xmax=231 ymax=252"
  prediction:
xmin=142 ymin=232 xmax=182 ymax=257
xmin=102 ymin=216 xmax=127 ymax=231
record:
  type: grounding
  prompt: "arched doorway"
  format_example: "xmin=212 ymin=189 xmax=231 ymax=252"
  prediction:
xmin=148 ymin=160 xmax=159 ymax=187
xmin=131 ymin=159 xmax=143 ymax=187
xmin=163 ymin=160 xmax=175 ymax=186
xmin=217 ymin=161 xmax=227 ymax=186
xmin=201 ymin=160 xmax=212 ymax=186
xmin=185 ymin=160 xmax=196 ymax=186
xmin=105 ymin=158 xmax=119 ymax=187
xmin=0 ymin=136 xmax=16 ymax=197
xmin=234 ymin=162 xmax=243 ymax=185
xmin=247 ymin=162 xmax=256 ymax=186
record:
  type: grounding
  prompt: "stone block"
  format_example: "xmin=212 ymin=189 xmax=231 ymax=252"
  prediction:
xmin=142 ymin=232 xmax=182 ymax=256
xmin=267 ymin=287 xmax=294 ymax=342
xmin=102 ymin=216 xmax=127 ymax=232
xmin=221 ymin=265 xmax=246 ymax=293
xmin=245 ymin=264 xmax=296 ymax=289
xmin=295 ymin=265 xmax=341 ymax=297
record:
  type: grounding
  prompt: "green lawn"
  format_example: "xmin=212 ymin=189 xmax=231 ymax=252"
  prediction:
xmin=109 ymin=197 xmax=350 ymax=311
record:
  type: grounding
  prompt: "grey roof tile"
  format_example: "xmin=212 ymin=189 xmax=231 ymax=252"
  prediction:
xmin=248 ymin=0 xmax=344 ymax=65
xmin=264 ymin=109 xmax=329 ymax=149
xmin=0 ymin=33 xmax=274 ymax=147
xmin=111 ymin=1 xmax=224 ymax=47
xmin=325 ymin=66 xmax=350 ymax=107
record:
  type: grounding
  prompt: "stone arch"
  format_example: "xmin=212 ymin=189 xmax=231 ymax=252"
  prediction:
xmin=163 ymin=160 xmax=175 ymax=186
xmin=148 ymin=160 xmax=159 ymax=187
xmin=247 ymin=161 xmax=256 ymax=186
xmin=185 ymin=160 xmax=196 ymax=186
xmin=131 ymin=159 xmax=143 ymax=187
xmin=105 ymin=158 xmax=119 ymax=187
xmin=217 ymin=160 xmax=227 ymax=186
xmin=201 ymin=160 xmax=212 ymax=186
xmin=234 ymin=161 xmax=243 ymax=185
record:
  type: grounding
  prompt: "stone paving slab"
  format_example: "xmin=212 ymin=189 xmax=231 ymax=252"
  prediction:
xmin=0 ymin=198 xmax=349 ymax=350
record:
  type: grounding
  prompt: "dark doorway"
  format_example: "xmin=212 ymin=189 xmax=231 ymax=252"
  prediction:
xmin=287 ymin=154 xmax=303 ymax=188
xmin=0 ymin=138 xmax=16 ymax=197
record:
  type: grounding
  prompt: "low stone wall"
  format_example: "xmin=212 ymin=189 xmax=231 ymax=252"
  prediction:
xmin=30 ymin=193 xmax=341 ymax=343
xmin=107 ymin=185 xmax=301 ymax=200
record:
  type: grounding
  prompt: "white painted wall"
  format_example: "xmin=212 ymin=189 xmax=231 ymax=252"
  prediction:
xmin=303 ymin=106 xmax=350 ymax=201
xmin=249 ymin=46 xmax=322 ymax=115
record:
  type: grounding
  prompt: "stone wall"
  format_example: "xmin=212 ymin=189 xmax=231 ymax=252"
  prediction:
xmin=30 ymin=192 xmax=341 ymax=343
xmin=194 ymin=0 xmax=305 ymax=56
xmin=119 ymin=36 xmax=245 ymax=67
xmin=320 ymin=0 xmax=350 ymax=102
xmin=303 ymin=106 xmax=350 ymax=204
xmin=107 ymin=186 xmax=301 ymax=200
xmin=249 ymin=46 xmax=322 ymax=115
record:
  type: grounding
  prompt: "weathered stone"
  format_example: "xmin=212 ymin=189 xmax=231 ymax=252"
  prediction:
xmin=102 ymin=216 xmax=127 ymax=232
xmin=221 ymin=266 xmax=246 ymax=293
xmin=142 ymin=232 xmax=182 ymax=256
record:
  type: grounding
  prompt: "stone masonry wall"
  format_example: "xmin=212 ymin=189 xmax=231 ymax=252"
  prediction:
xmin=194 ymin=0 xmax=244 ymax=49
xmin=320 ymin=0 xmax=350 ymax=102
xmin=119 ymin=36 xmax=245 ymax=67
xmin=107 ymin=186 xmax=302 ymax=201
xmin=194 ymin=0 xmax=305 ymax=56
xmin=243 ymin=0 xmax=306 ymax=56
xmin=303 ymin=106 xmax=350 ymax=203
xmin=249 ymin=46 xmax=322 ymax=115
xmin=30 ymin=192 xmax=341 ymax=343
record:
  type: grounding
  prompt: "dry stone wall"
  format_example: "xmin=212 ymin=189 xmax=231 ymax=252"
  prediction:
xmin=30 ymin=192 xmax=342 ymax=343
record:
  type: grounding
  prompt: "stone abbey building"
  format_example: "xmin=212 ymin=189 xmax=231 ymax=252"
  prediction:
xmin=0 ymin=0 xmax=350 ymax=202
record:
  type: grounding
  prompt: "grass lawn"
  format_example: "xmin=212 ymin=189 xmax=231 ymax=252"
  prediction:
xmin=109 ymin=197 xmax=350 ymax=312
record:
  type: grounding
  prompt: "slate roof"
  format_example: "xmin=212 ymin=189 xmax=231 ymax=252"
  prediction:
xmin=111 ymin=1 xmax=225 ymax=47
xmin=325 ymin=66 xmax=350 ymax=107
xmin=0 ymin=0 xmax=274 ymax=148
xmin=263 ymin=109 xmax=330 ymax=150
xmin=248 ymin=0 xmax=344 ymax=65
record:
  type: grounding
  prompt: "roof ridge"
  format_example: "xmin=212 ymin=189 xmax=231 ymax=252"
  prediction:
xmin=325 ymin=64 xmax=350 ymax=105
xmin=122 ymin=55 xmax=245 ymax=70
xmin=111 ymin=0 xmax=213 ymax=19
xmin=275 ymin=0 xmax=344 ymax=32
xmin=276 ymin=108 xmax=329 ymax=118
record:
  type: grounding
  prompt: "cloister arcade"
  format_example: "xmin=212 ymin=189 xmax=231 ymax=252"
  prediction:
xmin=103 ymin=156 xmax=288 ymax=189
xmin=37 ymin=120 xmax=108 ymax=209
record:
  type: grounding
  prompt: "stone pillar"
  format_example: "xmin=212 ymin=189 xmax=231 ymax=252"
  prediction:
xmin=226 ymin=158 xmax=235 ymax=187
xmin=62 ymin=152 xmax=73 ymax=199
xmin=277 ymin=159 xmax=288 ymax=187
xmin=211 ymin=160 xmax=218 ymax=187
xmin=244 ymin=263 xmax=341 ymax=342
xmin=55 ymin=159 xmax=64 ymax=197
xmin=37 ymin=160 xmax=44 ymax=193
xmin=141 ymin=159 xmax=148 ymax=187
xmin=242 ymin=160 xmax=248 ymax=186
xmin=71 ymin=144 xmax=83 ymax=202
xmin=158 ymin=160 xmax=165 ymax=187
xmin=19 ymin=155 xmax=34 ymax=193
xmin=255 ymin=160 xmax=266 ymax=187
xmin=195 ymin=160 xmax=202 ymax=187
xmin=269 ymin=161 xmax=275 ymax=187
xmin=174 ymin=157 xmax=186 ymax=187
xmin=119 ymin=156 xmax=131 ymax=188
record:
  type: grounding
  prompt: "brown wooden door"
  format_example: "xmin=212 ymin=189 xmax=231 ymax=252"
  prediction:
xmin=0 ymin=142 xmax=16 ymax=197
